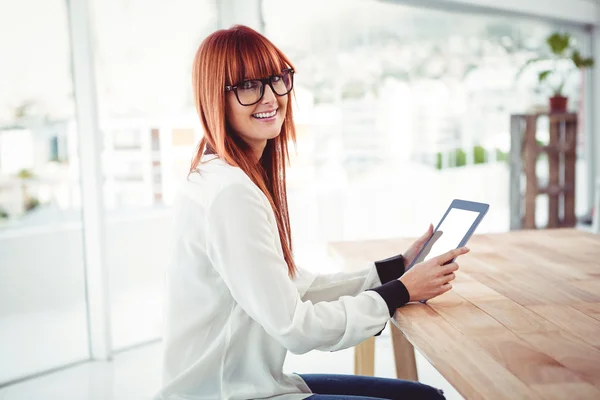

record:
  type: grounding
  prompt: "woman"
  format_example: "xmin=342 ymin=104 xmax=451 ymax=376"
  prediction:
xmin=156 ymin=25 xmax=467 ymax=400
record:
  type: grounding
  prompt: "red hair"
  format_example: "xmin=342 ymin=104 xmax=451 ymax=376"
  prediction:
xmin=190 ymin=25 xmax=297 ymax=278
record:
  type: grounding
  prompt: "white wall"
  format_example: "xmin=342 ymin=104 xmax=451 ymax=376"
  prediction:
xmin=0 ymin=214 xmax=170 ymax=316
xmin=217 ymin=0 xmax=262 ymax=30
xmin=387 ymin=0 xmax=600 ymax=24
xmin=451 ymin=0 xmax=598 ymax=24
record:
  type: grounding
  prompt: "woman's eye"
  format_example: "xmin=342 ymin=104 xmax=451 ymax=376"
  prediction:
xmin=271 ymin=75 xmax=281 ymax=83
xmin=240 ymin=81 xmax=260 ymax=90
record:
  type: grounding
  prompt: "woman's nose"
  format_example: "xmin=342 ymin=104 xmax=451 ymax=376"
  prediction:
xmin=261 ymin=84 xmax=276 ymax=104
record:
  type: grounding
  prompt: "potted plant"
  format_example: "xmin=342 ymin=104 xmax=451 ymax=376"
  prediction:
xmin=519 ymin=32 xmax=594 ymax=113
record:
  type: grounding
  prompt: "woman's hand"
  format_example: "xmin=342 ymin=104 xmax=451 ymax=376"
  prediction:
xmin=399 ymin=247 xmax=469 ymax=302
xmin=403 ymin=224 xmax=434 ymax=271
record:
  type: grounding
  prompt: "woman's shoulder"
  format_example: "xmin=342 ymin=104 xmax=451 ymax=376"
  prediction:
xmin=189 ymin=156 xmax=250 ymax=184
xmin=179 ymin=156 xmax=262 ymax=210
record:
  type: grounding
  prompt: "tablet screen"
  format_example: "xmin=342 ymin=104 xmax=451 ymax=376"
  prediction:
xmin=413 ymin=208 xmax=480 ymax=265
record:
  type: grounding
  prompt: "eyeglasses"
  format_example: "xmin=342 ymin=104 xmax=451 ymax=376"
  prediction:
xmin=225 ymin=68 xmax=294 ymax=106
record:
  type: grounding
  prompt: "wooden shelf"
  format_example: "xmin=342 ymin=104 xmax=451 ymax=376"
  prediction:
xmin=509 ymin=113 xmax=578 ymax=230
xmin=537 ymin=143 xmax=574 ymax=154
xmin=536 ymin=183 xmax=575 ymax=196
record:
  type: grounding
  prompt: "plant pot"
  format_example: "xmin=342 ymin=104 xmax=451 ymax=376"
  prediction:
xmin=549 ymin=96 xmax=568 ymax=113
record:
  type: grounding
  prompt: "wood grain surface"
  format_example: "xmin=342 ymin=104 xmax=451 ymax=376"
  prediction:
xmin=330 ymin=229 xmax=600 ymax=400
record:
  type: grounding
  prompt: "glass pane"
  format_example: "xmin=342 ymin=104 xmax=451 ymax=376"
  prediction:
xmin=89 ymin=0 xmax=217 ymax=350
xmin=263 ymin=0 xmax=590 ymax=270
xmin=0 ymin=0 xmax=89 ymax=384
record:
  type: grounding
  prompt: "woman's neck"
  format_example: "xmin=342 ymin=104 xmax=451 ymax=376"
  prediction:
xmin=249 ymin=140 xmax=267 ymax=164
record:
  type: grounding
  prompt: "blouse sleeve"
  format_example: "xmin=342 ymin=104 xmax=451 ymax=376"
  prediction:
xmin=205 ymin=182 xmax=407 ymax=355
xmin=296 ymin=254 xmax=406 ymax=304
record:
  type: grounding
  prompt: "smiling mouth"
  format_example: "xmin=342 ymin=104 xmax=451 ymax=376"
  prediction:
xmin=252 ymin=109 xmax=277 ymax=119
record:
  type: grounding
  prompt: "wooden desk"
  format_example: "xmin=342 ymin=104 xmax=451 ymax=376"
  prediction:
xmin=330 ymin=229 xmax=600 ymax=400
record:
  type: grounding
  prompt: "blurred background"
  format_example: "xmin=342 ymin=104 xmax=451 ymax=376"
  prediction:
xmin=0 ymin=0 xmax=599 ymax=398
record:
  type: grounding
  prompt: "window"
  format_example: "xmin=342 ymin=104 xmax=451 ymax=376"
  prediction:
xmin=263 ymin=0 xmax=590 ymax=270
xmin=0 ymin=0 xmax=88 ymax=384
xmin=90 ymin=0 xmax=217 ymax=349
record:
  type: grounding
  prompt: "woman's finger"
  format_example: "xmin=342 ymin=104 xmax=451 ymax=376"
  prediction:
xmin=439 ymin=282 xmax=453 ymax=295
xmin=441 ymin=262 xmax=459 ymax=275
xmin=435 ymin=247 xmax=469 ymax=265
xmin=420 ymin=224 xmax=433 ymax=240
xmin=443 ymin=272 xmax=456 ymax=283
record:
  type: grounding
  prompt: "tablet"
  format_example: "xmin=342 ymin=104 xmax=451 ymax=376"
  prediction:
xmin=406 ymin=199 xmax=489 ymax=270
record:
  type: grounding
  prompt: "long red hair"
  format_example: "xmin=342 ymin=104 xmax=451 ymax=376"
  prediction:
xmin=190 ymin=25 xmax=297 ymax=278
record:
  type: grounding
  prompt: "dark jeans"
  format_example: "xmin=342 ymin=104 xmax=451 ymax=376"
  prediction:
xmin=299 ymin=374 xmax=445 ymax=400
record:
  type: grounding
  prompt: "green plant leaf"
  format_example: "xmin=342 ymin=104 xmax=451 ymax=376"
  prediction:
xmin=17 ymin=169 xmax=35 ymax=179
xmin=474 ymin=146 xmax=486 ymax=164
xmin=517 ymin=31 xmax=594 ymax=96
xmin=572 ymin=50 xmax=594 ymax=68
xmin=546 ymin=32 xmax=571 ymax=56
xmin=538 ymin=70 xmax=552 ymax=83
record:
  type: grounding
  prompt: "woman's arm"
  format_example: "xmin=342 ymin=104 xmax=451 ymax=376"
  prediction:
xmin=204 ymin=182 xmax=409 ymax=355
xmin=295 ymin=254 xmax=405 ymax=304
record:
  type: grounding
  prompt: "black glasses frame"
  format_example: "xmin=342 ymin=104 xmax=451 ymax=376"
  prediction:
xmin=225 ymin=68 xmax=295 ymax=106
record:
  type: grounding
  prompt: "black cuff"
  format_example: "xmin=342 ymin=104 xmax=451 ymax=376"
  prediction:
xmin=374 ymin=254 xmax=405 ymax=284
xmin=367 ymin=279 xmax=410 ymax=317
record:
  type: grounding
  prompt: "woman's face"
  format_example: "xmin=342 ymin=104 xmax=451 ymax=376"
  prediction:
xmin=226 ymin=77 xmax=288 ymax=157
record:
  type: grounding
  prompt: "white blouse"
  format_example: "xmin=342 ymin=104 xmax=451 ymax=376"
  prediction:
xmin=154 ymin=156 xmax=406 ymax=400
